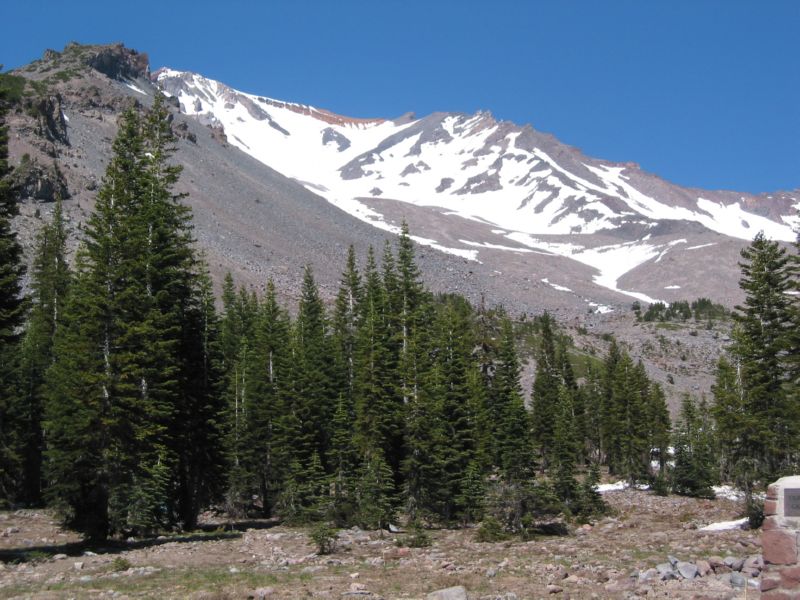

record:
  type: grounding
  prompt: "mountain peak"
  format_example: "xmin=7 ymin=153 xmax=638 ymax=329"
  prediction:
xmin=24 ymin=42 xmax=149 ymax=81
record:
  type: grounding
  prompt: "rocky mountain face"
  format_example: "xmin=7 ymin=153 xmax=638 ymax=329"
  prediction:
xmin=4 ymin=43 xmax=797 ymax=409
xmin=154 ymin=67 xmax=798 ymax=313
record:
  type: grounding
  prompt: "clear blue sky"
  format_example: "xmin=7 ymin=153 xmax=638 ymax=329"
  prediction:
xmin=2 ymin=0 xmax=798 ymax=193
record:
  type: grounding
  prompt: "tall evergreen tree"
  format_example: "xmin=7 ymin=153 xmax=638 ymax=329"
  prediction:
xmin=494 ymin=318 xmax=534 ymax=482
xmin=0 ymin=86 xmax=27 ymax=503
xmin=45 ymin=99 xmax=221 ymax=537
xmin=293 ymin=265 xmax=336 ymax=466
xmin=245 ymin=279 xmax=293 ymax=517
xmin=531 ymin=312 xmax=560 ymax=469
xmin=17 ymin=201 xmax=70 ymax=504
xmin=730 ymin=232 xmax=796 ymax=481
xmin=551 ymin=386 xmax=578 ymax=508
xmin=333 ymin=245 xmax=362 ymax=406
xmin=434 ymin=297 xmax=478 ymax=520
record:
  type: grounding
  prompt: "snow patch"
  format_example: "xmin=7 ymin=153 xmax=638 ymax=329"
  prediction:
xmin=124 ymin=81 xmax=147 ymax=95
xmin=410 ymin=236 xmax=480 ymax=262
xmin=597 ymin=481 xmax=650 ymax=494
xmin=664 ymin=285 xmax=681 ymax=290
xmin=541 ymin=278 xmax=572 ymax=292
xmin=460 ymin=240 xmax=535 ymax=253
xmin=588 ymin=302 xmax=614 ymax=314
xmin=698 ymin=518 xmax=748 ymax=532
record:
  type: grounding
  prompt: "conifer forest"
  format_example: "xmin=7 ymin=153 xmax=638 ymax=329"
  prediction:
xmin=2 ymin=91 xmax=800 ymax=545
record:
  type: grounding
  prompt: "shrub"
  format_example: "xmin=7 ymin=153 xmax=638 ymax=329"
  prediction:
xmin=111 ymin=556 xmax=132 ymax=571
xmin=399 ymin=524 xmax=432 ymax=548
xmin=475 ymin=517 xmax=509 ymax=543
xmin=745 ymin=497 xmax=764 ymax=530
xmin=310 ymin=522 xmax=339 ymax=555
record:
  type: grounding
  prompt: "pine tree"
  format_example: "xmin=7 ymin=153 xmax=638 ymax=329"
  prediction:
xmin=293 ymin=265 xmax=336 ymax=466
xmin=17 ymin=200 xmax=70 ymax=505
xmin=329 ymin=394 xmax=357 ymax=524
xmin=551 ymin=386 xmax=578 ymax=508
xmin=246 ymin=279 xmax=293 ymax=517
xmin=493 ymin=318 xmax=534 ymax=482
xmin=614 ymin=356 xmax=649 ymax=483
xmin=711 ymin=356 xmax=745 ymax=481
xmin=45 ymin=99 xmax=220 ymax=537
xmin=403 ymin=354 xmax=445 ymax=520
xmin=531 ymin=312 xmax=560 ymax=469
xmin=355 ymin=445 xmax=395 ymax=530
xmin=434 ymin=297 xmax=478 ymax=521
xmin=332 ymin=245 xmax=362 ymax=407
xmin=672 ymin=395 xmax=716 ymax=498
xmin=172 ymin=269 xmax=226 ymax=529
xmin=645 ymin=382 xmax=671 ymax=476
xmin=730 ymin=232 xmax=796 ymax=481
xmin=0 ymin=87 xmax=27 ymax=503
xmin=353 ymin=249 xmax=393 ymax=453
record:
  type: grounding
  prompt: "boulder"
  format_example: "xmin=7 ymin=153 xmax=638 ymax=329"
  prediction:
xmin=676 ymin=561 xmax=698 ymax=579
xmin=729 ymin=572 xmax=745 ymax=589
xmin=723 ymin=556 xmax=744 ymax=571
xmin=427 ymin=587 xmax=468 ymax=600
xmin=637 ymin=568 xmax=658 ymax=583
xmin=694 ymin=559 xmax=711 ymax=577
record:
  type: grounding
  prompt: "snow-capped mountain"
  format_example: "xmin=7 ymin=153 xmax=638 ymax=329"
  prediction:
xmin=155 ymin=68 xmax=798 ymax=306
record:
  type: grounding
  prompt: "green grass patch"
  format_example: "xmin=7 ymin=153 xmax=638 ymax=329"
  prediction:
xmin=3 ymin=565 xmax=295 ymax=598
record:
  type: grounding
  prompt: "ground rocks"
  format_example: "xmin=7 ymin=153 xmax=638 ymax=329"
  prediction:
xmin=427 ymin=587 xmax=467 ymax=600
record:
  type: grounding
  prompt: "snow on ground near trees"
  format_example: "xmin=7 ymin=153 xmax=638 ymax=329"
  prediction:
xmin=699 ymin=517 xmax=749 ymax=531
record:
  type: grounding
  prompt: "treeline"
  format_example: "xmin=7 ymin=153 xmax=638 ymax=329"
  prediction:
xmin=633 ymin=298 xmax=729 ymax=323
xmin=0 ymin=93 xmax=679 ymax=540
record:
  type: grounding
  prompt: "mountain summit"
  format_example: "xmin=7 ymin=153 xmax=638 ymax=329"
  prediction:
xmin=155 ymin=67 xmax=798 ymax=306
xmin=5 ymin=42 xmax=798 ymax=315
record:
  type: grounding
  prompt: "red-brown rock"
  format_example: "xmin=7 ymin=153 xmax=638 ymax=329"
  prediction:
xmin=764 ymin=529 xmax=800 ymax=565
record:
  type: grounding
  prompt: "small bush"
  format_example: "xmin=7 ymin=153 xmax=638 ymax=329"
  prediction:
xmin=399 ymin=524 xmax=432 ymax=548
xmin=651 ymin=472 xmax=670 ymax=496
xmin=745 ymin=497 xmax=764 ymax=530
xmin=310 ymin=522 xmax=339 ymax=555
xmin=111 ymin=556 xmax=132 ymax=571
xmin=475 ymin=517 xmax=509 ymax=543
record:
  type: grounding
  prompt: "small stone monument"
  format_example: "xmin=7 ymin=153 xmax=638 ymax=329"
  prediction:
xmin=761 ymin=476 xmax=800 ymax=598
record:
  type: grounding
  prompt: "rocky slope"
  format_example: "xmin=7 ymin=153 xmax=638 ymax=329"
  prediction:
xmin=155 ymin=67 xmax=798 ymax=310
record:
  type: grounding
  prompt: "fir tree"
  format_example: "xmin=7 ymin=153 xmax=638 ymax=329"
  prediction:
xmin=494 ymin=318 xmax=534 ymax=482
xmin=246 ymin=279 xmax=293 ymax=517
xmin=45 ymin=99 xmax=220 ymax=537
xmin=293 ymin=265 xmax=336 ymax=466
xmin=17 ymin=200 xmax=70 ymax=505
xmin=434 ymin=297 xmax=478 ymax=521
xmin=672 ymin=395 xmax=716 ymax=498
xmin=711 ymin=356 xmax=745 ymax=481
xmin=332 ymin=245 xmax=362 ymax=406
xmin=0 ymin=87 xmax=27 ymax=503
xmin=551 ymin=386 xmax=578 ymax=508
xmin=531 ymin=312 xmax=559 ymax=469
xmin=730 ymin=232 xmax=796 ymax=481
xmin=355 ymin=445 xmax=395 ymax=530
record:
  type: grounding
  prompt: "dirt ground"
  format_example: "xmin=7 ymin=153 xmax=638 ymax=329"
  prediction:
xmin=0 ymin=489 xmax=762 ymax=599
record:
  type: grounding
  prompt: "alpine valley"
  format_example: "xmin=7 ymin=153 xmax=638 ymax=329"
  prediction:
xmin=5 ymin=43 xmax=799 ymax=407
